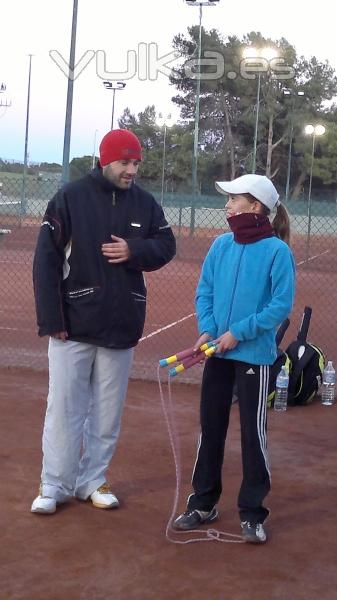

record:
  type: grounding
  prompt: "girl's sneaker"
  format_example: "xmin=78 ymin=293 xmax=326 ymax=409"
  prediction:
xmin=241 ymin=521 xmax=267 ymax=543
xmin=173 ymin=507 xmax=218 ymax=530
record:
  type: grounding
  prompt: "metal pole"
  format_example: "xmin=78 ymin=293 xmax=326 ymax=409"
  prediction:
xmin=92 ymin=129 xmax=98 ymax=169
xmin=189 ymin=3 xmax=202 ymax=236
xmin=111 ymin=88 xmax=116 ymax=130
xmin=252 ymin=72 xmax=261 ymax=174
xmin=285 ymin=114 xmax=294 ymax=202
xmin=160 ymin=123 xmax=167 ymax=206
xmin=20 ymin=54 xmax=33 ymax=223
xmin=61 ymin=0 xmax=78 ymax=185
xmin=305 ymin=133 xmax=315 ymax=263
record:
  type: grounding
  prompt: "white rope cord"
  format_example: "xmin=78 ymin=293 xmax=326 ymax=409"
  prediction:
xmin=157 ymin=365 xmax=244 ymax=544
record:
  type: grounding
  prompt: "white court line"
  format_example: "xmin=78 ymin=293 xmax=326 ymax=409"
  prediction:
xmin=140 ymin=248 xmax=331 ymax=343
xmin=139 ymin=313 xmax=195 ymax=342
xmin=0 ymin=260 xmax=29 ymax=265
xmin=0 ymin=326 xmax=34 ymax=332
xmin=0 ymin=250 xmax=330 ymax=338
xmin=1 ymin=317 xmax=197 ymax=338
xmin=296 ymin=249 xmax=329 ymax=266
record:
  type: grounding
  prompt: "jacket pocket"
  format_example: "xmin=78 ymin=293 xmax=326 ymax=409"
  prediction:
xmin=64 ymin=286 xmax=104 ymax=336
xmin=130 ymin=289 xmax=146 ymax=336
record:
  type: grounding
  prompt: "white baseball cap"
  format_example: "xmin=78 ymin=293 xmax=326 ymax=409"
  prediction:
xmin=215 ymin=174 xmax=280 ymax=211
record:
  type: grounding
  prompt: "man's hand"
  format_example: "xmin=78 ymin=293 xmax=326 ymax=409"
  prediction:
xmin=214 ymin=331 xmax=238 ymax=353
xmin=51 ymin=331 xmax=68 ymax=342
xmin=101 ymin=235 xmax=131 ymax=264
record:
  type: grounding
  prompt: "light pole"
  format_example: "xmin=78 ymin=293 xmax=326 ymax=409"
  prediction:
xmin=252 ymin=72 xmax=261 ymax=175
xmin=185 ymin=0 xmax=220 ymax=235
xmin=61 ymin=0 xmax=78 ymax=185
xmin=21 ymin=54 xmax=33 ymax=223
xmin=243 ymin=47 xmax=278 ymax=174
xmin=157 ymin=113 xmax=172 ymax=206
xmin=304 ymin=124 xmax=326 ymax=262
xmin=92 ymin=129 xmax=98 ymax=169
xmin=283 ymin=89 xmax=305 ymax=202
xmin=103 ymin=81 xmax=126 ymax=130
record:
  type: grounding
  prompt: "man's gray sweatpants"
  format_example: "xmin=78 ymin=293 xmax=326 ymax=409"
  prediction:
xmin=40 ymin=338 xmax=133 ymax=502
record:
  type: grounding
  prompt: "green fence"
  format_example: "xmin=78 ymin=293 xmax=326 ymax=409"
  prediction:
xmin=1 ymin=172 xmax=336 ymax=383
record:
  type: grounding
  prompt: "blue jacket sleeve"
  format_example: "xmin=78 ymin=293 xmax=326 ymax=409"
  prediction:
xmin=229 ymin=245 xmax=296 ymax=341
xmin=195 ymin=242 xmax=218 ymax=339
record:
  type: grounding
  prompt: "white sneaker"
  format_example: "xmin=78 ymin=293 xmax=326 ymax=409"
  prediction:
xmin=31 ymin=495 xmax=57 ymax=514
xmin=90 ymin=484 xmax=119 ymax=509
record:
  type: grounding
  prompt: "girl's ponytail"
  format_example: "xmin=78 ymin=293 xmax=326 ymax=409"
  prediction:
xmin=272 ymin=203 xmax=291 ymax=246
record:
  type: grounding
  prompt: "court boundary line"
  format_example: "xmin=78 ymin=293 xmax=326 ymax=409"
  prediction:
xmin=0 ymin=249 xmax=331 ymax=337
xmin=296 ymin=249 xmax=330 ymax=266
xmin=139 ymin=313 xmax=195 ymax=342
xmin=140 ymin=249 xmax=331 ymax=343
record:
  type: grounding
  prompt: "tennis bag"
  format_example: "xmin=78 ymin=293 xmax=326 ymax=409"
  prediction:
xmin=285 ymin=306 xmax=325 ymax=406
xmin=267 ymin=318 xmax=291 ymax=408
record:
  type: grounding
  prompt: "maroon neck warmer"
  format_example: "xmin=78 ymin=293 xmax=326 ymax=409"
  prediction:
xmin=227 ymin=213 xmax=274 ymax=244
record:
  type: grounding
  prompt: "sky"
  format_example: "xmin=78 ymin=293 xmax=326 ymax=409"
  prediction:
xmin=0 ymin=0 xmax=337 ymax=164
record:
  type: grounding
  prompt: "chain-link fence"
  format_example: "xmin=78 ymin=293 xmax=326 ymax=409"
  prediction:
xmin=1 ymin=172 xmax=336 ymax=382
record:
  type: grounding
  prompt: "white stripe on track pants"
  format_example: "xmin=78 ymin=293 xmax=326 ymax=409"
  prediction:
xmin=40 ymin=338 xmax=133 ymax=502
xmin=188 ymin=357 xmax=271 ymax=524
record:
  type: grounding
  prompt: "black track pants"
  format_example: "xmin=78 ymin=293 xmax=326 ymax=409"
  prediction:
xmin=187 ymin=357 xmax=270 ymax=524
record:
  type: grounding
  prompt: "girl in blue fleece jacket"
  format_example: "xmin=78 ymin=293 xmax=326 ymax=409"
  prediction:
xmin=174 ymin=174 xmax=295 ymax=543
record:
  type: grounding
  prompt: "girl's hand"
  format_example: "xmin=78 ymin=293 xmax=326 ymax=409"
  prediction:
xmin=193 ymin=332 xmax=213 ymax=352
xmin=214 ymin=331 xmax=238 ymax=353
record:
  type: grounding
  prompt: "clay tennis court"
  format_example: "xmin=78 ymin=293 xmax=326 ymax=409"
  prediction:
xmin=1 ymin=366 xmax=337 ymax=599
xmin=1 ymin=216 xmax=337 ymax=377
xmin=1 ymin=214 xmax=337 ymax=599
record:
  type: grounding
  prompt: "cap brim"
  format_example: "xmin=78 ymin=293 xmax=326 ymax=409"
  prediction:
xmin=215 ymin=181 xmax=247 ymax=195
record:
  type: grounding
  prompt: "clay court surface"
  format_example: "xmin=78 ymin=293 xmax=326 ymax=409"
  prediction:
xmin=1 ymin=220 xmax=337 ymax=378
xmin=1 ymin=215 xmax=337 ymax=598
xmin=1 ymin=366 xmax=337 ymax=600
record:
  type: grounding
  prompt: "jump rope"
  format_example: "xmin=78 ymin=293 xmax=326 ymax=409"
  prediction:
xmin=158 ymin=342 xmax=244 ymax=544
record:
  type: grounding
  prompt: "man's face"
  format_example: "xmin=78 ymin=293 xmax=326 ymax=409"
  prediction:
xmin=103 ymin=159 xmax=140 ymax=189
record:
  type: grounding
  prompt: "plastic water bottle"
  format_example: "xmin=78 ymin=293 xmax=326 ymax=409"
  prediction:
xmin=274 ymin=366 xmax=289 ymax=411
xmin=321 ymin=361 xmax=336 ymax=406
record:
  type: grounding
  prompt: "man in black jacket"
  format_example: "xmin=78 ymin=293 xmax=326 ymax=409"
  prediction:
xmin=31 ymin=129 xmax=176 ymax=514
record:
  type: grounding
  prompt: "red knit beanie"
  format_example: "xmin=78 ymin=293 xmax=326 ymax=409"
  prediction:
xmin=99 ymin=129 xmax=142 ymax=166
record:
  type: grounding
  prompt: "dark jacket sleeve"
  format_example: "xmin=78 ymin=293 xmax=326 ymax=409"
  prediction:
xmin=126 ymin=199 xmax=176 ymax=271
xmin=32 ymin=191 xmax=71 ymax=336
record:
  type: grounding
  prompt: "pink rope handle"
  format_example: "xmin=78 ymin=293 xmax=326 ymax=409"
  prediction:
xmin=159 ymin=341 xmax=216 ymax=367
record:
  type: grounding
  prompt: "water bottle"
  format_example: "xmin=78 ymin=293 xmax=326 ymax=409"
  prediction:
xmin=274 ymin=366 xmax=289 ymax=411
xmin=321 ymin=361 xmax=336 ymax=406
